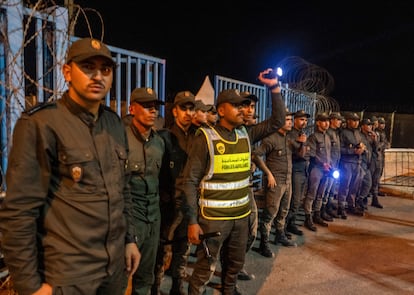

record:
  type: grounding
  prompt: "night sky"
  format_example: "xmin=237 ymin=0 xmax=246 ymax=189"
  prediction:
xmin=72 ymin=1 xmax=414 ymax=113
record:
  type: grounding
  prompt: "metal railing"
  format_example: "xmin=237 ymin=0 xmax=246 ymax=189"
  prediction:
xmin=0 ymin=1 xmax=166 ymax=178
xmin=381 ymin=148 xmax=414 ymax=187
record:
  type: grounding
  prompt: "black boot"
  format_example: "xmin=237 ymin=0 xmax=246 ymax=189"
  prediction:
xmin=320 ymin=204 xmax=333 ymax=222
xmin=170 ymin=278 xmax=185 ymax=295
xmin=304 ymin=214 xmax=317 ymax=231
xmin=356 ymin=197 xmax=366 ymax=212
xmin=313 ymin=211 xmax=329 ymax=227
xmin=347 ymin=206 xmax=364 ymax=217
xmin=274 ymin=230 xmax=297 ymax=247
xmin=259 ymin=225 xmax=274 ymax=258
xmin=362 ymin=197 xmax=368 ymax=210
xmin=330 ymin=195 xmax=338 ymax=210
xmin=238 ymin=267 xmax=255 ymax=280
xmin=371 ymin=195 xmax=383 ymax=209
xmin=337 ymin=205 xmax=347 ymax=220
xmin=326 ymin=201 xmax=339 ymax=218
xmin=286 ymin=215 xmax=303 ymax=236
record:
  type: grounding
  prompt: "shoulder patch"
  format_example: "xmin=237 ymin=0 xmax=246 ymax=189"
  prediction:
xmin=24 ymin=101 xmax=56 ymax=115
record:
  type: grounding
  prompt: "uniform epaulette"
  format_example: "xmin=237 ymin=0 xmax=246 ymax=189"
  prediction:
xmin=24 ymin=101 xmax=56 ymax=115
xmin=102 ymin=105 xmax=118 ymax=115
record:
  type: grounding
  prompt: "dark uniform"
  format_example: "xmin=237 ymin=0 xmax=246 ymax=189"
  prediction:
xmin=182 ymin=89 xmax=285 ymax=295
xmin=285 ymin=111 xmax=310 ymax=236
xmin=323 ymin=112 xmax=343 ymax=217
xmin=358 ymin=119 xmax=375 ymax=209
xmin=303 ymin=113 xmax=332 ymax=230
xmin=155 ymin=119 xmax=197 ymax=295
xmin=125 ymin=114 xmax=165 ymax=295
xmin=252 ymin=116 xmax=295 ymax=255
xmin=338 ymin=112 xmax=365 ymax=217
xmin=374 ymin=117 xmax=390 ymax=197
xmin=0 ymin=94 xmax=131 ymax=294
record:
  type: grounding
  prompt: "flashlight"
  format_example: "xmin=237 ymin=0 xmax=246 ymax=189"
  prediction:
xmin=331 ymin=168 xmax=340 ymax=179
xmin=263 ymin=67 xmax=283 ymax=79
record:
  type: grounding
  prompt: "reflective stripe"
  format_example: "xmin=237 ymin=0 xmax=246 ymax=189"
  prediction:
xmin=201 ymin=177 xmax=250 ymax=191
xmin=199 ymin=195 xmax=249 ymax=208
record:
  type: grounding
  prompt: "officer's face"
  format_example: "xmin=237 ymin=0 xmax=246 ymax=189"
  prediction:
xmin=294 ymin=117 xmax=308 ymax=129
xmin=174 ymin=103 xmax=195 ymax=129
xmin=217 ymin=102 xmax=244 ymax=128
xmin=192 ymin=110 xmax=208 ymax=125
xmin=129 ymin=101 xmax=158 ymax=129
xmin=63 ymin=57 xmax=113 ymax=109
xmin=347 ymin=119 xmax=359 ymax=129
xmin=207 ymin=111 xmax=218 ymax=124
xmin=330 ymin=118 xmax=342 ymax=129
xmin=241 ymin=101 xmax=256 ymax=123
xmin=282 ymin=115 xmax=293 ymax=131
xmin=317 ymin=120 xmax=330 ymax=131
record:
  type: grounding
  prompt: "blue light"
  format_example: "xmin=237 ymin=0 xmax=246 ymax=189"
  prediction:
xmin=332 ymin=169 xmax=340 ymax=179
xmin=276 ymin=67 xmax=283 ymax=77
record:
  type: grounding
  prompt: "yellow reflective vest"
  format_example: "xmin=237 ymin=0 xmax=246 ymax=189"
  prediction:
xmin=198 ymin=126 xmax=251 ymax=220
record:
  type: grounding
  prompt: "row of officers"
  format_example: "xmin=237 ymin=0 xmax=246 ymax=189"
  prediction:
xmin=0 ymin=37 xmax=390 ymax=295
xmin=255 ymin=109 xmax=390 ymax=258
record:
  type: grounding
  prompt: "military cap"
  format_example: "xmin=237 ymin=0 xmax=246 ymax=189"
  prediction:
xmin=294 ymin=110 xmax=311 ymax=118
xmin=329 ymin=112 xmax=343 ymax=120
xmin=66 ymin=38 xmax=115 ymax=66
xmin=370 ymin=116 xmax=378 ymax=123
xmin=345 ymin=112 xmax=360 ymax=121
xmin=195 ymin=100 xmax=210 ymax=112
xmin=240 ymin=91 xmax=259 ymax=102
xmin=174 ymin=91 xmax=196 ymax=106
xmin=360 ymin=118 xmax=373 ymax=125
xmin=315 ymin=112 xmax=330 ymax=121
xmin=130 ymin=87 xmax=164 ymax=104
xmin=378 ymin=117 xmax=386 ymax=124
xmin=207 ymin=104 xmax=217 ymax=113
xmin=216 ymin=89 xmax=250 ymax=106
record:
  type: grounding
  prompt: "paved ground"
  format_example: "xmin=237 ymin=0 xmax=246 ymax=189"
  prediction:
xmin=2 ymin=189 xmax=413 ymax=295
xmin=159 ymin=191 xmax=414 ymax=295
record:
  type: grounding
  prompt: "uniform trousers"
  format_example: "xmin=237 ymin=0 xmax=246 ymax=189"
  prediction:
xmin=55 ymin=261 xmax=126 ymax=295
xmin=130 ymin=219 xmax=161 ymax=295
xmin=188 ymin=216 xmax=249 ymax=295
xmin=262 ymin=183 xmax=291 ymax=233
xmin=304 ymin=167 xmax=329 ymax=213
xmin=338 ymin=161 xmax=361 ymax=208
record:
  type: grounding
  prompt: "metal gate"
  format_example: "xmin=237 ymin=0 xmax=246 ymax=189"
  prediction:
xmin=0 ymin=1 xmax=166 ymax=182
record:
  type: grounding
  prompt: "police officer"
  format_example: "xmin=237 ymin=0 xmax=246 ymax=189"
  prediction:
xmin=181 ymin=68 xmax=286 ymax=295
xmin=252 ymin=108 xmax=297 ymax=257
xmin=192 ymin=100 xmax=210 ymax=127
xmin=0 ymin=38 xmax=140 ymax=295
xmin=153 ymin=91 xmax=197 ymax=295
xmin=359 ymin=118 xmax=382 ymax=209
xmin=125 ymin=87 xmax=166 ymax=295
xmin=237 ymin=91 xmax=260 ymax=280
xmin=323 ymin=112 xmax=343 ymax=218
xmin=285 ymin=110 xmax=311 ymax=236
xmin=303 ymin=112 xmax=332 ymax=231
xmin=374 ymin=117 xmax=390 ymax=197
xmin=337 ymin=112 xmax=365 ymax=218
xmin=206 ymin=104 xmax=218 ymax=127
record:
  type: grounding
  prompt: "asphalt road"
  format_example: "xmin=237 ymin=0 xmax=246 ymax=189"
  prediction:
xmin=160 ymin=194 xmax=414 ymax=295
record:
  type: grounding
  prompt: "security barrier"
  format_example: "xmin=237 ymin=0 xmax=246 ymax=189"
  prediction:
xmin=381 ymin=148 xmax=414 ymax=187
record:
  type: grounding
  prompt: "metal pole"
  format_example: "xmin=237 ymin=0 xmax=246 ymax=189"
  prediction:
xmin=389 ymin=111 xmax=396 ymax=147
xmin=64 ymin=0 xmax=74 ymax=35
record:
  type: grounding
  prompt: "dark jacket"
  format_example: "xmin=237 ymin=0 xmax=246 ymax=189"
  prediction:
xmin=126 ymin=123 xmax=165 ymax=226
xmin=0 ymin=93 xmax=131 ymax=294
